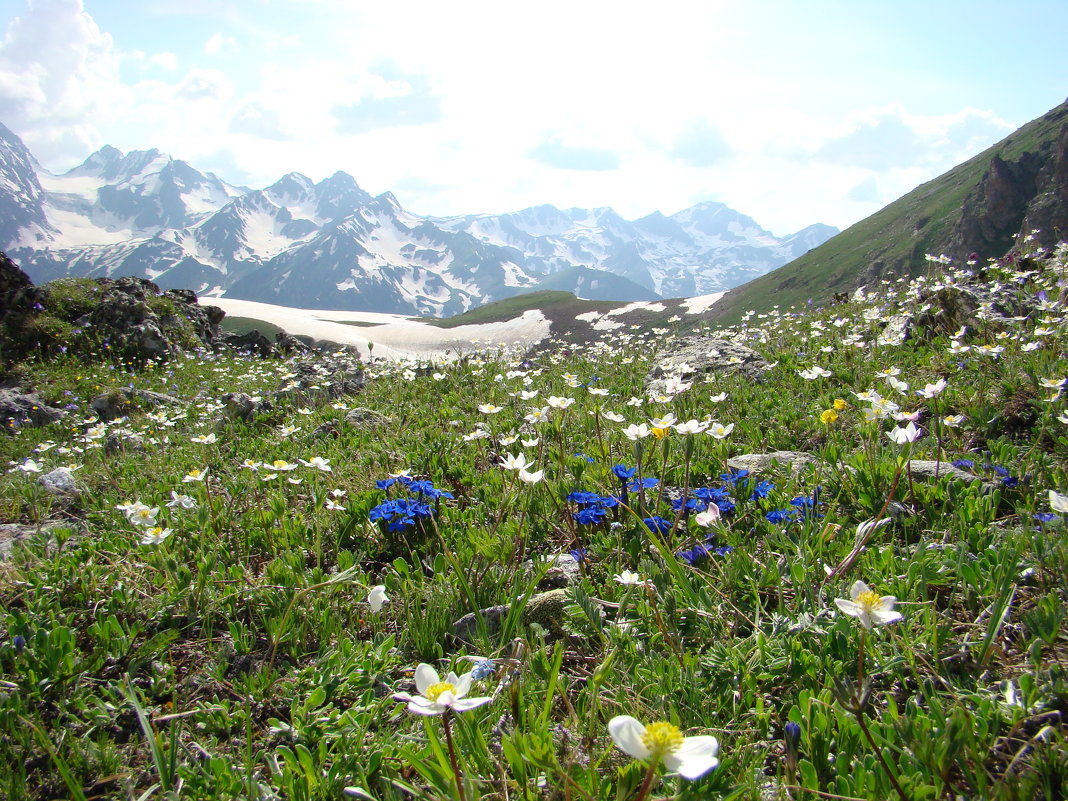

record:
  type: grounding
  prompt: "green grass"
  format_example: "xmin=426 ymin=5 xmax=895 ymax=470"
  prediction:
xmin=0 ymin=242 xmax=1066 ymax=800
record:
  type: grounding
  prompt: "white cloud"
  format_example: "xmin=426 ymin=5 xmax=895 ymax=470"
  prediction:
xmin=204 ymin=32 xmax=236 ymax=55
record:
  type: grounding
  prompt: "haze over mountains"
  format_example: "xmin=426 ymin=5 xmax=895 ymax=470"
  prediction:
xmin=0 ymin=123 xmax=836 ymax=316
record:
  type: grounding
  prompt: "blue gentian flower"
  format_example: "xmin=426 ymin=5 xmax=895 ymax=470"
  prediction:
xmin=612 ymin=464 xmax=637 ymax=481
xmin=642 ymin=516 xmax=673 ymax=535
xmin=750 ymin=480 xmax=775 ymax=500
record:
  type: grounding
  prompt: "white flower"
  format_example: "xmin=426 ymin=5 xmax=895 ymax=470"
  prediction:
xmin=478 ymin=403 xmax=503 ymax=414
xmin=834 ymin=580 xmax=902 ymax=629
xmin=166 ymin=491 xmax=197 ymax=510
xmin=709 ymin=392 xmax=727 ymax=403
xmin=125 ymin=503 xmax=159 ymax=528
xmin=614 ymin=570 xmax=648 ymax=586
xmin=521 ymin=437 xmax=540 ymax=448
xmin=706 ymin=422 xmax=734 ymax=439
xmin=798 ymin=366 xmax=832 ymax=380
xmin=501 ymin=452 xmax=530 ymax=472
xmin=674 ymin=419 xmax=709 ymax=435
xmin=525 ymin=406 xmax=551 ymax=424
xmin=367 ymin=585 xmax=388 ymax=612
xmin=267 ymin=460 xmax=298 ymax=472
xmin=608 ymin=716 xmax=720 ymax=780
xmin=394 ymin=663 xmax=493 ymax=716
xmin=182 ymin=468 xmax=209 ymax=483
xmin=14 ymin=459 xmax=42 ymax=473
xmin=518 ymin=468 xmax=544 ymax=484
xmin=694 ymin=505 xmax=721 ymax=527
xmin=190 ymin=432 xmax=217 ymax=444
xmin=943 ymin=414 xmax=965 ymax=428
xmin=1049 ymin=490 xmax=1068 ymax=514
xmin=300 ymin=456 xmax=333 ymax=472
xmin=140 ymin=526 xmax=173 ymax=546
xmin=547 ymin=396 xmax=575 ymax=409
xmin=917 ymin=378 xmax=947 ymax=399
xmin=622 ymin=423 xmax=651 ymax=441
xmin=886 ymin=422 xmax=921 ymax=444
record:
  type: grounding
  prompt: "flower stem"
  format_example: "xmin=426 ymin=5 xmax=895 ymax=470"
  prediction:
xmin=441 ymin=710 xmax=467 ymax=801
xmin=854 ymin=708 xmax=910 ymax=801
xmin=632 ymin=759 xmax=659 ymax=801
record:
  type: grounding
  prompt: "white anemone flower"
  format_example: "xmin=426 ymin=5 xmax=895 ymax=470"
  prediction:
xmin=518 ymin=468 xmax=544 ymax=484
xmin=367 ymin=585 xmax=388 ymax=612
xmin=608 ymin=716 xmax=720 ymax=779
xmin=1049 ymin=490 xmax=1068 ymax=514
xmin=394 ymin=663 xmax=492 ymax=716
xmin=834 ymin=580 xmax=903 ymax=630
xmin=886 ymin=421 xmax=921 ymax=444
xmin=500 ymin=452 xmax=530 ymax=472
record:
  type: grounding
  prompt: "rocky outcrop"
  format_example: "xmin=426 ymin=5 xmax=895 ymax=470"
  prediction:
xmin=0 ymin=387 xmax=65 ymax=432
xmin=646 ymin=335 xmax=770 ymax=394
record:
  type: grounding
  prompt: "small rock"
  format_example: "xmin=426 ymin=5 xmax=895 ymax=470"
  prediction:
xmin=728 ymin=451 xmax=822 ymax=476
xmin=451 ymin=589 xmax=572 ymax=644
xmin=39 ymin=467 xmax=78 ymax=495
xmin=646 ymin=335 xmax=770 ymax=395
xmin=344 ymin=407 xmax=390 ymax=431
xmin=0 ymin=388 xmax=65 ymax=431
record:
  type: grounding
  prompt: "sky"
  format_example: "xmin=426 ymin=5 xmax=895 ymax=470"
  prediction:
xmin=1 ymin=0 xmax=1066 ymax=236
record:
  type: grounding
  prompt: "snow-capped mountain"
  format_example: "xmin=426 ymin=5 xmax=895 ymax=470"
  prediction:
xmin=0 ymin=123 xmax=838 ymax=315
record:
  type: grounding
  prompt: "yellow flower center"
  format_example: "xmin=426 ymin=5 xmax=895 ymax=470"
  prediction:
xmin=425 ymin=681 xmax=456 ymax=702
xmin=856 ymin=590 xmax=883 ymax=610
xmin=652 ymin=426 xmax=669 ymax=439
xmin=641 ymin=721 xmax=684 ymax=758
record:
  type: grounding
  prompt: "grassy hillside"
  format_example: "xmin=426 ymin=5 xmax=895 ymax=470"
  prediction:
xmin=709 ymin=99 xmax=1068 ymax=326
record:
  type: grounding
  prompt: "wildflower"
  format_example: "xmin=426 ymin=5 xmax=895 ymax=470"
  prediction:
xmin=13 ymin=459 xmax=42 ymax=473
xmin=182 ymin=468 xmax=209 ymax=483
xmin=469 ymin=658 xmax=497 ymax=680
xmin=834 ymin=580 xmax=902 ymax=629
xmin=694 ymin=505 xmax=721 ymax=527
xmin=706 ymin=422 xmax=734 ymax=439
xmin=943 ymin=414 xmax=965 ymax=427
xmin=608 ymin=716 xmax=720 ymax=780
xmin=367 ymin=585 xmax=388 ymax=612
xmin=1050 ymin=490 xmax=1068 ymax=514
xmin=547 ymin=396 xmax=575 ymax=409
xmin=820 ymin=409 xmax=838 ymax=424
xmin=797 ymin=366 xmax=831 ymax=380
xmin=190 ymin=432 xmax=217 ymax=444
xmin=477 ymin=403 xmax=503 ymax=414
xmin=525 ymin=406 xmax=551 ymax=424
xmin=166 ymin=491 xmax=197 ymax=510
xmin=886 ymin=422 xmax=920 ymax=444
xmin=917 ymin=378 xmax=947 ymax=399
xmin=394 ymin=663 xmax=492 ymax=716
xmin=623 ymin=423 xmax=651 ymax=441
xmin=614 ymin=570 xmax=648 ymax=586
xmin=267 ymin=460 xmax=298 ymax=472
xmin=500 ymin=452 xmax=531 ymax=472
xmin=299 ymin=456 xmax=332 ymax=472
xmin=833 ymin=398 xmax=848 ymax=410
xmin=122 ymin=502 xmax=159 ymax=527
xmin=518 ymin=468 xmax=544 ymax=484
xmin=674 ymin=419 xmax=709 ymax=435
xmin=140 ymin=526 xmax=173 ymax=546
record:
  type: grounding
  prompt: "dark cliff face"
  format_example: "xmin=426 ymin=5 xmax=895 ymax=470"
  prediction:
xmin=947 ymin=105 xmax=1068 ymax=261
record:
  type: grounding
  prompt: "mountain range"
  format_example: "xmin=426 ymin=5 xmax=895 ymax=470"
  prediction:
xmin=0 ymin=123 xmax=836 ymax=316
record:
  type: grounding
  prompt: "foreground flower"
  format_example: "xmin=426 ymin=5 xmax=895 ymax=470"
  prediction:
xmin=886 ymin=421 xmax=920 ymax=444
xmin=394 ymin=663 xmax=492 ymax=716
xmin=140 ymin=526 xmax=173 ymax=546
xmin=367 ymin=585 xmax=388 ymax=612
xmin=834 ymin=580 xmax=902 ymax=629
xmin=608 ymin=716 xmax=720 ymax=779
xmin=1050 ymin=490 xmax=1068 ymax=514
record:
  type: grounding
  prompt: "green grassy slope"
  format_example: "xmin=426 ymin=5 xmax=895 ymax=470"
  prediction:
xmin=708 ymin=99 xmax=1068 ymax=325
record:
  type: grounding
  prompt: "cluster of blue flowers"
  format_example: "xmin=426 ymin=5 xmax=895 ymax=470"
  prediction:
xmin=370 ymin=475 xmax=454 ymax=532
xmin=953 ymin=458 xmax=1022 ymax=489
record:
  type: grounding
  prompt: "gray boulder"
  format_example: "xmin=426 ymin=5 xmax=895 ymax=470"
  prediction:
xmin=647 ymin=335 xmax=770 ymax=394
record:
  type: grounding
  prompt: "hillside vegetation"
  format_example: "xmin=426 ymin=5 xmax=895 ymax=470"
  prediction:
xmin=710 ymin=100 xmax=1068 ymax=325
xmin=0 ymin=240 xmax=1066 ymax=800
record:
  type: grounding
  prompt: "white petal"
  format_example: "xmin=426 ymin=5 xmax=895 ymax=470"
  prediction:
xmin=665 ymin=736 xmax=720 ymax=779
xmin=367 ymin=585 xmax=388 ymax=612
xmin=450 ymin=695 xmax=493 ymax=712
xmin=871 ymin=608 xmax=903 ymax=626
xmin=452 ymin=672 xmax=472 ymax=698
xmin=1050 ymin=490 xmax=1068 ymax=514
xmin=407 ymin=698 xmax=445 ymax=716
xmin=834 ymin=599 xmax=861 ymax=617
xmin=608 ymin=716 xmax=651 ymax=760
xmin=414 ymin=663 xmax=439 ymax=695
xmin=849 ymin=580 xmax=870 ymax=600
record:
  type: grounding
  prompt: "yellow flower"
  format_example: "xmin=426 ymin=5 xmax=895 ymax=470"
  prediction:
xmin=652 ymin=426 xmax=670 ymax=439
xmin=833 ymin=398 xmax=848 ymax=410
xmin=820 ymin=408 xmax=839 ymax=424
